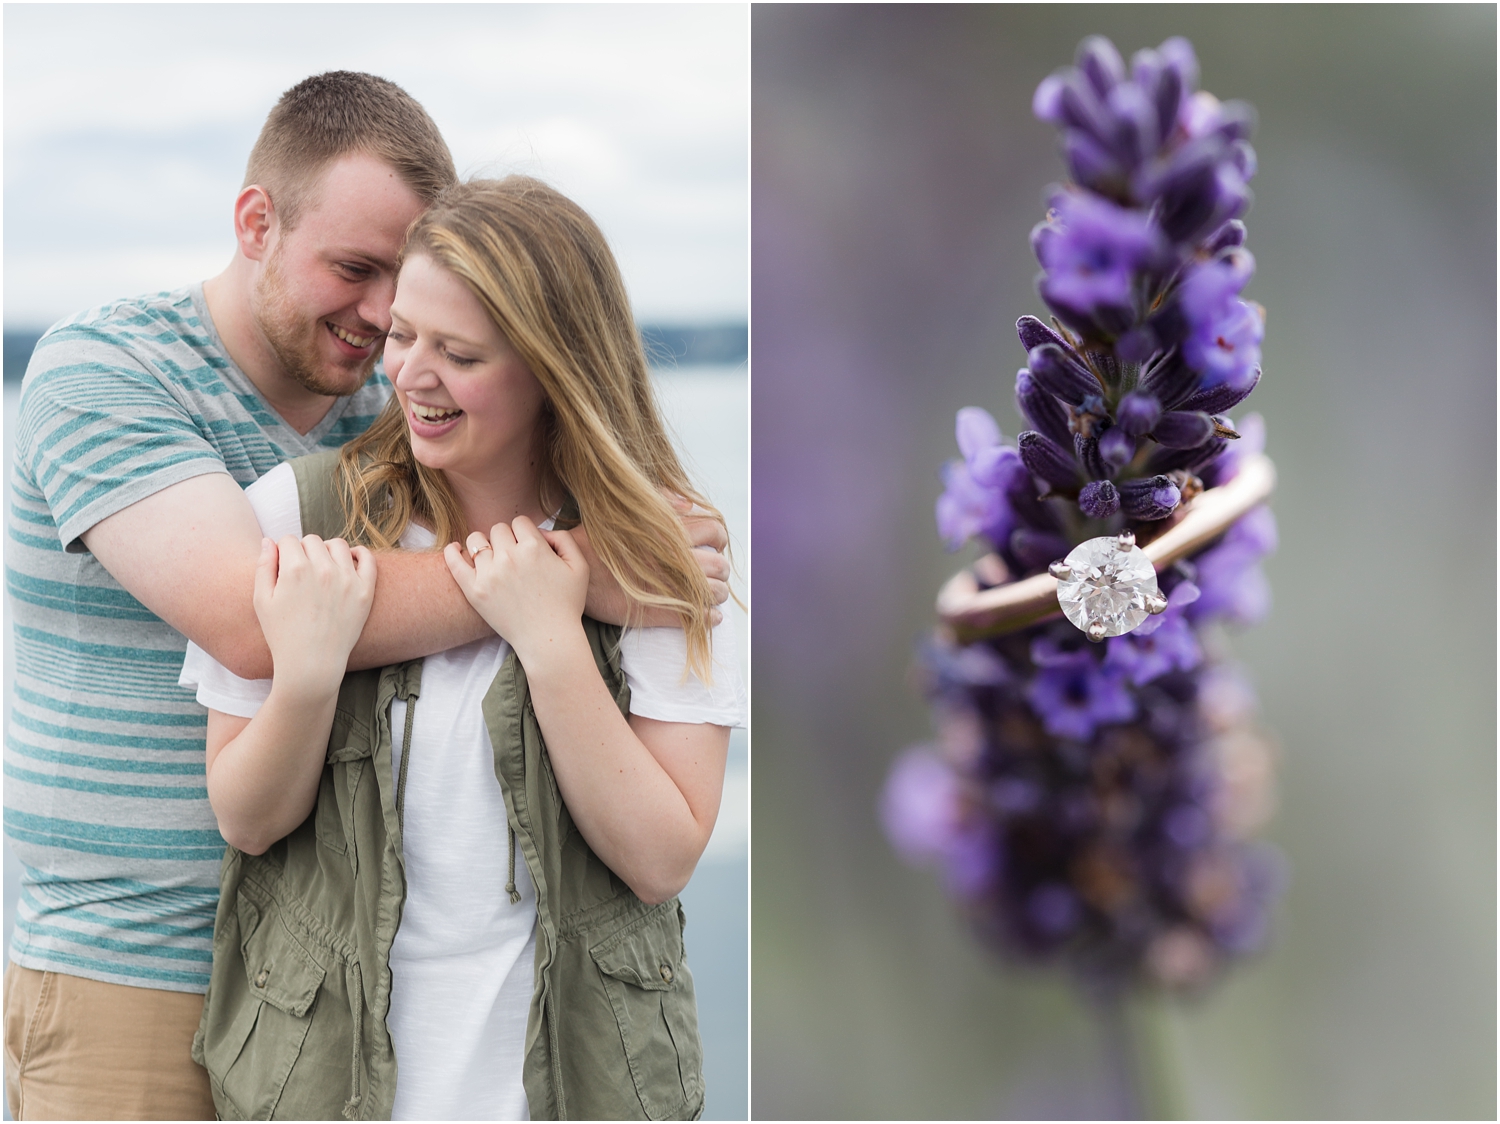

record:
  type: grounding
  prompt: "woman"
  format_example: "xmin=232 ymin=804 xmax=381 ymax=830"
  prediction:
xmin=181 ymin=177 xmax=744 ymax=1120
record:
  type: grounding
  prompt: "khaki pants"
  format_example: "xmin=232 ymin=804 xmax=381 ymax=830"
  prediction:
xmin=3 ymin=965 xmax=215 ymax=1120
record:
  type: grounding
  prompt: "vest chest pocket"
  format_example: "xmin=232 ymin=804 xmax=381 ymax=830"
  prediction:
xmin=589 ymin=903 xmax=704 ymax=1120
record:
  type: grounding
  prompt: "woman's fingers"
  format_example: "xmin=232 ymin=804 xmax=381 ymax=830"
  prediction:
xmin=252 ymin=538 xmax=278 ymax=613
xmin=465 ymin=531 xmax=493 ymax=561
xmin=444 ymin=541 xmax=478 ymax=594
xmin=350 ymin=544 xmax=377 ymax=598
xmin=539 ymin=526 xmax=585 ymax=567
xmin=322 ymin=535 xmax=354 ymax=570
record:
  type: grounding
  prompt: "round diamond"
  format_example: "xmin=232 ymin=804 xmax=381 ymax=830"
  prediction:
xmin=1054 ymin=535 xmax=1161 ymax=640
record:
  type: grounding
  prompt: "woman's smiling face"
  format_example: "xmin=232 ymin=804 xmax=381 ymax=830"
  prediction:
xmin=385 ymin=253 xmax=549 ymax=496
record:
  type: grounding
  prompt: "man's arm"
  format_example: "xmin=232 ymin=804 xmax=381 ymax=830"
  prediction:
xmin=83 ymin=473 xmax=732 ymax=679
xmin=82 ymin=473 xmax=491 ymax=679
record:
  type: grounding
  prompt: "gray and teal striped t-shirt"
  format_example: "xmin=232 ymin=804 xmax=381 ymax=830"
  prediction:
xmin=5 ymin=284 xmax=391 ymax=992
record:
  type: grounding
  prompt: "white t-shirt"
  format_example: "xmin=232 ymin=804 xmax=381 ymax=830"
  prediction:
xmin=180 ymin=462 xmax=745 ymax=1121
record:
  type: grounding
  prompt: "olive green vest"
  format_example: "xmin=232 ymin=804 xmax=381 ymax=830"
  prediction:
xmin=192 ymin=450 xmax=704 ymax=1120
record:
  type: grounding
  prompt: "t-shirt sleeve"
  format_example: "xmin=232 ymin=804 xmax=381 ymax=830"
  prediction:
xmin=619 ymin=611 xmax=747 ymax=728
xmin=17 ymin=322 xmax=238 ymax=552
xmin=176 ymin=464 xmax=302 ymax=715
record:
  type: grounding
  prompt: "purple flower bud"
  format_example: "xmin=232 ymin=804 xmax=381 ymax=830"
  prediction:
xmin=880 ymin=749 xmax=961 ymax=865
xmin=1106 ymin=80 xmax=1160 ymax=165
xmin=1154 ymin=164 xmax=1224 ymax=245
xmin=1018 ymin=430 xmax=1081 ymax=490
xmin=1078 ymin=479 xmax=1120 ymax=518
xmin=1132 ymin=577 xmax=1200 ymax=637
xmin=1152 ymin=410 xmax=1216 ymax=449
xmin=971 ymin=444 xmax=1025 ymax=490
xmin=1106 ymin=611 xmax=1203 ymax=684
xmin=936 ymin=459 xmax=1012 ymax=551
xmin=1027 ymin=662 xmax=1136 ymax=740
xmin=1214 ymin=100 xmax=1259 ymax=144
xmin=1010 ymin=527 xmax=1072 ymax=572
xmin=1180 ymin=91 xmax=1222 ymax=140
xmin=1178 ymin=365 xmax=1260 ymax=415
xmin=1116 ymin=391 xmax=1162 ymax=436
xmin=1033 ymin=72 xmax=1068 ymax=123
xmin=956 ymin=406 xmax=1003 ymax=463
xmin=1007 ymin=480 xmax=1064 ymax=533
xmin=1030 ymin=219 xmax=1058 ymax=264
xmin=1177 ymin=251 xmax=1262 ymax=387
xmin=1204 ymin=218 xmax=1248 ymax=255
xmin=1132 ymin=47 xmax=1183 ymax=144
xmin=1035 ymin=192 xmax=1167 ymax=336
xmin=1098 ymin=426 xmax=1136 ymax=471
xmin=1139 ymin=350 xmax=1200 ymax=409
xmin=1074 ymin=434 xmax=1108 ymax=481
xmin=1063 ymin=129 xmax=1125 ymax=194
xmin=1230 ymin=138 xmax=1257 ymax=181
xmin=1015 ymin=368 xmax=1075 ymax=450
xmin=1147 ymin=437 xmax=1227 ymax=475
xmin=1058 ymin=73 xmax=1117 ymax=150
xmin=1027 ymin=344 xmax=1100 ymax=405
xmin=1159 ymin=36 xmax=1199 ymax=100
xmin=1120 ymin=474 xmax=1181 ymax=520
xmin=1016 ymin=314 xmax=1074 ymax=354
xmin=1077 ymin=35 xmax=1127 ymax=99
xmin=1184 ymin=298 xmax=1263 ymax=390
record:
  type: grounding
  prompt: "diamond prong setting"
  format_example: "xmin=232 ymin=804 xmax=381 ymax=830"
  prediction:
xmin=1054 ymin=534 xmax=1163 ymax=640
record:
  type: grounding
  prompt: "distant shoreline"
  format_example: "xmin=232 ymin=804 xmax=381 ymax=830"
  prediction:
xmin=4 ymin=323 xmax=748 ymax=384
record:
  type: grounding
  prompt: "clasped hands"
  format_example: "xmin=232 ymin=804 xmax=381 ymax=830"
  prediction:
xmin=252 ymin=507 xmax=727 ymax=678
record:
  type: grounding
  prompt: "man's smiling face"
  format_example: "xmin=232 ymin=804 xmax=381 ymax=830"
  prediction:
xmin=250 ymin=151 xmax=427 ymax=397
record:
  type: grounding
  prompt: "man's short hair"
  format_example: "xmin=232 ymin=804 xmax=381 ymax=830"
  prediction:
xmin=244 ymin=71 xmax=457 ymax=231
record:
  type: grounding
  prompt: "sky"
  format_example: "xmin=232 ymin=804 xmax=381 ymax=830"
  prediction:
xmin=3 ymin=3 xmax=749 ymax=328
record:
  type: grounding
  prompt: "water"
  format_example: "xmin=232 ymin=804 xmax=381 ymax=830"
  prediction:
xmin=1 ymin=366 xmax=749 ymax=1118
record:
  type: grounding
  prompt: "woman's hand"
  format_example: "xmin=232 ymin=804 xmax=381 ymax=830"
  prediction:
xmin=443 ymin=517 xmax=589 ymax=662
xmin=253 ymin=535 xmax=377 ymax=696
xmin=207 ymin=535 xmax=376 ymax=855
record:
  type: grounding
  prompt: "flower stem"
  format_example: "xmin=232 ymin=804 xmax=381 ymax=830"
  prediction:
xmin=1094 ymin=990 xmax=1190 ymax=1119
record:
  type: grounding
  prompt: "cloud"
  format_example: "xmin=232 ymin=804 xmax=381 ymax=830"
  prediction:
xmin=4 ymin=3 xmax=747 ymax=325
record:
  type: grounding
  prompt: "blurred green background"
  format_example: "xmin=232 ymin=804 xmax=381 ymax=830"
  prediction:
xmin=750 ymin=5 xmax=1495 ymax=1118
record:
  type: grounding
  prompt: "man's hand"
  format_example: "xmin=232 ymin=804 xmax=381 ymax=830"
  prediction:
xmin=572 ymin=508 xmax=731 ymax=629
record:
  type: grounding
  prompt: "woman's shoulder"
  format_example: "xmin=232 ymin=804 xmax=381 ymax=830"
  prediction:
xmin=617 ymin=612 xmax=746 ymax=728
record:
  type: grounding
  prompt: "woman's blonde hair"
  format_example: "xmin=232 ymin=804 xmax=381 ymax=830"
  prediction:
xmin=336 ymin=176 xmax=724 ymax=677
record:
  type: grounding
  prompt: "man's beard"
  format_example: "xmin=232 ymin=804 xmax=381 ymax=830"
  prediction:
xmin=252 ymin=248 xmax=378 ymax=398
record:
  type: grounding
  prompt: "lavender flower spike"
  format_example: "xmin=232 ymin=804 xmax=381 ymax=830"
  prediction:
xmin=899 ymin=32 xmax=1280 ymax=996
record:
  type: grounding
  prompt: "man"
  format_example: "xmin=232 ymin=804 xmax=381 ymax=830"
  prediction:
xmin=3 ymin=72 xmax=727 ymax=1120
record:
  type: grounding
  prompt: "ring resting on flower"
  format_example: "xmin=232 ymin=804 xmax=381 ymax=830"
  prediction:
xmin=937 ymin=452 xmax=1275 ymax=642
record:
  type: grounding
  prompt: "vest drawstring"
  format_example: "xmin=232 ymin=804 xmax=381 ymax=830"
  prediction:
xmin=341 ymin=959 xmax=366 ymax=1119
xmin=395 ymin=683 xmax=418 ymax=832
xmin=506 ymin=826 xmax=521 ymax=904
